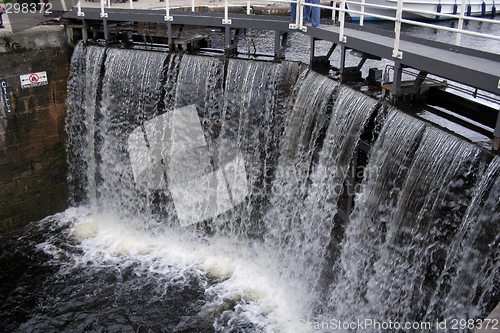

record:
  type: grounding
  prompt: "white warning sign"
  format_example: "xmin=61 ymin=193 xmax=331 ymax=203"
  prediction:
xmin=20 ymin=71 xmax=48 ymax=89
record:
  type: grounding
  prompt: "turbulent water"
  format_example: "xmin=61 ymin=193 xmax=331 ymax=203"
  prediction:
xmin=1 ymin=45 xmax=500 ymax=333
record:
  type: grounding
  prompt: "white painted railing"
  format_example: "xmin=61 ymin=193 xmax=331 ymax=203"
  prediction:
xmin=76 ymin=0 xmax=500 ymax=58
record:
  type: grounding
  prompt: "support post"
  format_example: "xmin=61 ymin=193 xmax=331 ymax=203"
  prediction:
xmin=167 ymin=21 xmax=172 ymax=51
xmin=225 ymin=27 xmax=240 ymax=56
xmin=225 ymin=26 xmax=231 ymax=53
xmin=340 ymin=44 xmax=347 ymax=74
xmin=310 ymin=39 xmax=334 ymax=72
xmin=82 ymin=25 xmax=88 ymax=43
xmin=339 ymin=45 xmax=362 ymax=82
xmin=274 ymin=31 xmax=288 ymax=61
xmin=310 ymin=36 xmax=316 ymax=67
xmin=103 ymin=18 xmax=109 ymax=41
xmin=391 ymin=61 xmax=404 ymax=103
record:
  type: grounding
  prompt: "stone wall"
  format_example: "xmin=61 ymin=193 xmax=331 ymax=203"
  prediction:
xmin=0 ymin=25 xmax=69 ymax=232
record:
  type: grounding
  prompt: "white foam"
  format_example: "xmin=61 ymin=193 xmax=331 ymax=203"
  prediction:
xmin=54 ymin=207 xmax=313 ymax=333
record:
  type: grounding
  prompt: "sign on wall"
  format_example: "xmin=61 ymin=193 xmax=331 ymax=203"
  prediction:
xmin=0 ymin=80 xmax=13 ymax=114
xmin=20 ymin=71 xmax=48 ymax=89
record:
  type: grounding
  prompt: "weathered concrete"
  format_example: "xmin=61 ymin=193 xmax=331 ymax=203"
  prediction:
xmin=0 ymin=25 xmax=67 ymax=52
xmin=0 ymin=25 xmax=69 ymax=233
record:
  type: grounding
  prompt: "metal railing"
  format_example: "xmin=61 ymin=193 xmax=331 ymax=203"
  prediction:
xmin=75 ymin=0 xmax=500 ymax=58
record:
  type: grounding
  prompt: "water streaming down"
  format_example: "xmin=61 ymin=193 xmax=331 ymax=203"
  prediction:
xmin=364 ymin=127 xmax=485 ymax=323
xmin=328 ymin=110 xmax=428 ymax=322
xmin=65 ymin=45 xmax=106 ymax=208
xmin=263 ymin=71 xmax=341 ymax=283
xmin=215 ymin=59 xmax=304 ymax=238
xmin=329 ymin=110 xmax=495 ymax=328
xmin=2 ymin=44 xmax=500 ymax=332
xmin=96 ymin=48 xmax=169 ymax=219
xmin=425 ymin=155 xmax=500 ymax=323
xmin=264 ymin=75 xmax=380 ymax=316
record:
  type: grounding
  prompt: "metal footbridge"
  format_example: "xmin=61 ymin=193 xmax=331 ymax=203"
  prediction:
xmin=60 ymin=0 xmax=500 ymax=150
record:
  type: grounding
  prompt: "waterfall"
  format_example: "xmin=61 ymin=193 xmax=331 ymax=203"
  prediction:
xmin=66 ymin=45 xmax=106 ymax=207
xmin=97 ymin=48 xmax=168 ymax=219
xmin=329 ymin=111 xmax=427 ymax=321
xmin=61 ymin=44 xmax=500 ymax=332
xmin=329 ymin=109 xmax=494 ymax=327
xmin=425 ymin=156 xmax=500 ymax=322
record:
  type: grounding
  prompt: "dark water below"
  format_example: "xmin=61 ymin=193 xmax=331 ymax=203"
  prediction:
xmin=0 ymin=212 xmax=215 ymax=333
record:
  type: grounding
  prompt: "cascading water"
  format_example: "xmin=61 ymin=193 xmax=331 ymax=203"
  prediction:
xmin=330 ymin=110 xmax=490 ymax=325
xmin=1 ymin=44 xmax=500 ymax=333
xmin=65 ymin=45 xmax=106 ymax=208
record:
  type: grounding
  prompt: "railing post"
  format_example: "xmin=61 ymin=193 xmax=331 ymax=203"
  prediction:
xmin=223 ymin=0 xmax=232 ymax=24
xmin=77 ymin=0 xmax=84 ymax=17
xmin=247 ymin=0 xmax=251 ymax=15
xmin=100 ymin=0 xmax=108 ymax=18
xmin=393 ymin=0 xmax=403 ymax=59
xmin=332 ymin=0 xmax=335 ymax=21
xmin=456 ymin=0 xmax=467 ymax=45
xmin=299 ymin=0 xmax=306 ymax=31
xmin=339 ymin=0 xmax=347 ymax=42
xmin=192 ymin=0 xmax=195 ymax=12
xmin=360 ymin=0 xmax=365 ymax=26
xmin=165 ymin=0 xmax=173 ymax=21
xmin=130 ymin=0 xmax=133 ymax=10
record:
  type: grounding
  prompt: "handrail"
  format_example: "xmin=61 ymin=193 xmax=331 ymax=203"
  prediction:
xmin=76 ymin=0 xmax=500 ymax=58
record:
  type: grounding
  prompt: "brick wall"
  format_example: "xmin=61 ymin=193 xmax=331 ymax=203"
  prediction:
xmin=0 ymin=25 xmax=70 ymax=232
